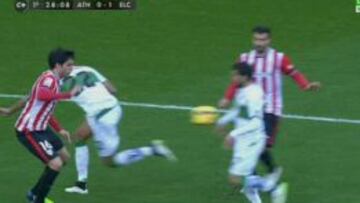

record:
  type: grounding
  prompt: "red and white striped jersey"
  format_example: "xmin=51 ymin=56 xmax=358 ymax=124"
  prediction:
xmin=225 ymin=48 xmax=309 ymax=116
xmin=16 ymin=71 xmax=61 ymax=132
xmin=223 ymin=48 xmax=312 ymax=116
xmin=238 ymin=48 xmax=288 ymax=115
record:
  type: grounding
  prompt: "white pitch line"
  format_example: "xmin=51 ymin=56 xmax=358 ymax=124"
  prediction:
xmin=1 ymin=93 xmax=360 ymax=125
xmin=0 ymin=94 xmax=24 ymax=99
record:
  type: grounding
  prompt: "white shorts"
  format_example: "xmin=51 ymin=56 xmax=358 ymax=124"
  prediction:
xmin=86 ymin=105 xmax=122 ymax=157
xmin=228 ymin=134 xmax=266 ymax=176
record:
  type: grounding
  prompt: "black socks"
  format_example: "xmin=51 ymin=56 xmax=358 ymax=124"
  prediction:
xmin=260 ymin=149 xmax=276 ymax=173
xmin=34 ymin=166 xmax=59 ymax=203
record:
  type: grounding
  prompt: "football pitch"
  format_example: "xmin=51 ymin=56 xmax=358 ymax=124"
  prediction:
xmin=1 ymin=0 xmax=360 ymax=202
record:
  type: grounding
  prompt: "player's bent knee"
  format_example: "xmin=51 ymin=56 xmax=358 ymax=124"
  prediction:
xmin=75 ymin=133 xmax=90 ymax=143
xmin=74 ymin=123 xmax=92 ymax=142
xmin=58 ymin=148 xmax=71 ymax=163
xmin=48 ymin=157 xmax=64 ymax=171
xmin=62 ymin=152 xmax=71 ymax=163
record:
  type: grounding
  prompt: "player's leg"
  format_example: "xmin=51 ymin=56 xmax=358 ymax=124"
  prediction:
xmin=65 ymin=120 xmax=92 ymax=194
xmin=110 ymin=140 xmax=177 ymax=166
xmin=36 ymin=130 xmax=68 ymax=203
xmin=260 ymin=113 xmax=281 ymax=173
xmin=58 ymin=147 xmax=71 ymax=164
xmin=260 ymin=114 xmax=289 ymax=202
xmin=229 ymin=166 xmax=262 ymax=203
xmin=57 ymin=139 xmax=71 ymax=164
xmin=243 ymin=174 xmax=286 ymax=203
xmin=34 ymin=156 xmax=64 ymax=203
xmin=229 ymin=136 xmax=279 ymax=203
xmin=91 ymin=106 xmax=176 ymax=167
xmin=260 ymin=114 xmax=288 ymax=202
xmin=228 ymin=135 xmax=262 ymax=203
xmin=228 ymin=174 xmax=272 ymax=203
xmin=271 ymin=182 xmax=288 ymax=203
xmin=242 ymin=178 xmax=262 ymax=203
xmin=94 ymin=109 xmax=155 ymax=166
xmin=17 ymin=130 xmax=65 ymax=203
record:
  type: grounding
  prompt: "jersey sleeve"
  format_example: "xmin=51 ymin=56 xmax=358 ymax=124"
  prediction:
xmin=37 ymin=76 xmax=56 ymax=100
xmin=281 ymin=55 xmax=310 ymax=90
xmin=39 ymin=76 xmax=56 ymax=89
xmin=216 ymin=107 xmax=239 ymax=127
xmin=224 ymin=83 xmax=238 ymax=100
xmin=37 ymin=87 xmax=72 ymax=101
xmin=281 ymin=55 xmax=296 ymax=75
xmin=37 ymin=76 xmax=72 ymax=101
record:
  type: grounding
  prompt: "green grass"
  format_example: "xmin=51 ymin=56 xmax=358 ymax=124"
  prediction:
xmin=1 ymin=0 xmax=360 ymax=202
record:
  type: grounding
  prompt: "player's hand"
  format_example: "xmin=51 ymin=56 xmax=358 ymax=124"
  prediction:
xmin=224 ymin=135 xmax=234 ymax=149
xmin=305 ymin=81 xmax=321 ymax=91
xmin=0 ymin=107 xmax=11 ymax=117
xmin=59 ymin=129 xmax=72 ymax=144
xmin=70 ymin=85 xmax=82 ymax=96
xmin=218 ymin=98 xmax=231 ymax=109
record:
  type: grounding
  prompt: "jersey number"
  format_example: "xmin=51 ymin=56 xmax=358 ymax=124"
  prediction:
xmin=39 ymin=140 xmax=54 ymax=156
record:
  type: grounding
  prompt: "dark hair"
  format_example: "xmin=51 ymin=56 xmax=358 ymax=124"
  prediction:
xmin=252 ymin=26 xmax=271 ymax=36
xmin=48 ymin=48 xmax=75 ymax=69
xmin=233 ymin=62 xmax=253 ymax=79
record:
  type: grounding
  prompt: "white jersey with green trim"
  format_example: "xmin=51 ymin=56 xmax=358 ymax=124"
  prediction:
xmin=61 ymin=66 xmax=119 ymax=116
xmin=217 ymin=83 xmax=265 ymax=139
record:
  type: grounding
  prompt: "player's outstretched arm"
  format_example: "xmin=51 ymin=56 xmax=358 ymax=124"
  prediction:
xmin=0 ymin=97 xmax=27 ymax=116
xmin=37 ymin=85 xmax=81 ymax=101
xmin=218 ymin=98 xmax=231 ymax=109
xmin=218 ymin=83 xmax=238 ymax=108
xmin=288 ymin=69 xmax=321 ymax=91
xmin=281 ymin=55 xmax=321 ymax=91
xmin=304 ymin=81 xmax=321 ymax=91
xmin=215 ymin=108 xmax=239 ymax=136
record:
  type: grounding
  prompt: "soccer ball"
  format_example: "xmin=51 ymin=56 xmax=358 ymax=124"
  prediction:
xmin=191 ymin=106 xmax=219 ymax=125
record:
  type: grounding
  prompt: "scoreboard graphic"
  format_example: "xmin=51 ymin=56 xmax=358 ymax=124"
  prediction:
xmin=15 ymin=0 xmax=136 ymax=12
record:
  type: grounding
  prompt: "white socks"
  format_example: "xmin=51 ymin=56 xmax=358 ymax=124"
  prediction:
xmin=242 ymin=175 xmax=268 ymax=203
xmin=243 ymin=187 xmax=262 ymax=203
xmin=76 ymin=145 xmax=154 ymax=180
xmin=113 ymin=147 xmax=154 ymax=166
xmin=75 ymin=145 xmax=90 ymax=182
